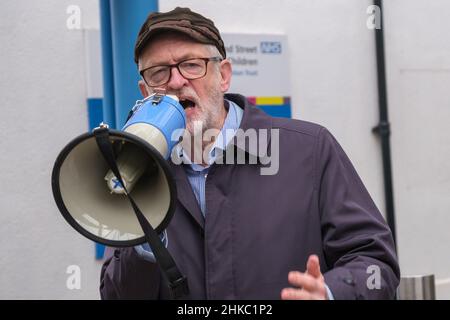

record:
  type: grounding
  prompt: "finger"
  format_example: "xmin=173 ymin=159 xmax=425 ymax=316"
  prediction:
xmin=281 ymin=288 xmax=313 ymax=300
xmin=288 ymin=271 xmax=320 ymax=292
xmin=281 ymin=287 xmax=326 ymax=300
xmin=306 ymin=255 xmax=322 ymax=278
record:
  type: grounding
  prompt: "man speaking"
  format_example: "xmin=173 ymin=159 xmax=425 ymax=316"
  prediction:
xmin=100 ymin=7 xmax=399 ymax=300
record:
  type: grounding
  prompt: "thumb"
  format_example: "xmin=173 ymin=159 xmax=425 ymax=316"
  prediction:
xmin=306 ymin=254 xmax=322 ymax=278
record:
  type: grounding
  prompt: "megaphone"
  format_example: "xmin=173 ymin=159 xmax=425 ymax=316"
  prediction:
xmin=51 ymin=93 xmax=189 ymax=298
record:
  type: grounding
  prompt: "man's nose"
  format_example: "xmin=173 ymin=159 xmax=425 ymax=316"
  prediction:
xmin=166 ymin=66 xmax=188 ymax=90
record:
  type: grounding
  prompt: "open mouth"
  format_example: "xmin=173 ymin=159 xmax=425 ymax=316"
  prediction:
xmin=179 ymin=98 xmax=195 ymax=110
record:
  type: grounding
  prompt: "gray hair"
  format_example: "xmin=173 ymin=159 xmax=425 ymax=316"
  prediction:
xmin=206 ymin=45 xmax=223 ymax=72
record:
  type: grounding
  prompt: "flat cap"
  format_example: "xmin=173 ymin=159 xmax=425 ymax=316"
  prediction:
xmin=134 ymin=7 xmax=226 ymax=63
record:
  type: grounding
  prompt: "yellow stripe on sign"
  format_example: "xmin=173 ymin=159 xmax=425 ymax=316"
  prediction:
xmin=255 ymin=97 xmax=284 ymax=105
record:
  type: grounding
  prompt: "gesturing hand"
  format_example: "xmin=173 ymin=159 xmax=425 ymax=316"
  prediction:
xmin=281 ymin=254 xmax=328 ymax=300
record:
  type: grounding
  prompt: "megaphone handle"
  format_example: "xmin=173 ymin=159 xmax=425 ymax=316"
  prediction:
xmin=93 ymin=128 xmax=189 ymax=300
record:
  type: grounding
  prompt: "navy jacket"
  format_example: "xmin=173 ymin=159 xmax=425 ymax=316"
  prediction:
xmin=100 ymin=93 xmax=400 ymax=299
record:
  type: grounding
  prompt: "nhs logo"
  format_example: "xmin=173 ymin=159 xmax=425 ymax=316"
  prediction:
xmin=260 ymin=41 xmax=282 ymax=54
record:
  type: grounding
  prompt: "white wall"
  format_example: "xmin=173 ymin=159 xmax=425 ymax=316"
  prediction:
xmin=0 ymin=0 xmax=102 ymax=299
xmin=383 ymin=0 xmax=450 ymax=299
xmin=0 ymin=0 xmax=449 ymax=299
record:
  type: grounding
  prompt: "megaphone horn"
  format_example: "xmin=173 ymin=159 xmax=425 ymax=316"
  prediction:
xmin=51 ymin=93 xmax=189 ymax=298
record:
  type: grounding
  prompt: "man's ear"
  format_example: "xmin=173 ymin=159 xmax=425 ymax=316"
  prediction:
xmin=219 ymin=59 xmax=232 ymax=93
xmin=138 ymin=80 xmax=151 ymax=97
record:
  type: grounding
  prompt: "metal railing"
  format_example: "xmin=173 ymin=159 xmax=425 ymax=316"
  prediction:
xmin=397 ymin=274 xmax=436 ymax=300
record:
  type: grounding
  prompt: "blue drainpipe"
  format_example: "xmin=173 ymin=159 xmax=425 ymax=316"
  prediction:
xmin=97 ymin=0 xmax=159 ymax=260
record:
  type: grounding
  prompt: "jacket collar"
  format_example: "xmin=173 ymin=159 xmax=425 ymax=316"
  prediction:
xmin=224 ymin=93 xmax=273 ymax=160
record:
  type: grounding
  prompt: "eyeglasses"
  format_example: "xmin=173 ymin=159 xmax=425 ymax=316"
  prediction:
xmin=139 ymin=57 xmax=223 ymax=87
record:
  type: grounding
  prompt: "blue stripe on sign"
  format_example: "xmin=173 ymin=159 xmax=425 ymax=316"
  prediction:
xmin=96 ymin=243 xmax=106 ymax=260
xmin=257 ymin=105 xmax=292 ymax=118
xmin=87 ymin=98 xmax=107 ymax=260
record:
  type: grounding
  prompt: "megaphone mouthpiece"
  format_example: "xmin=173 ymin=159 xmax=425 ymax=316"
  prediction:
xmin=104 ymin=141 xmax=150 ymax=194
